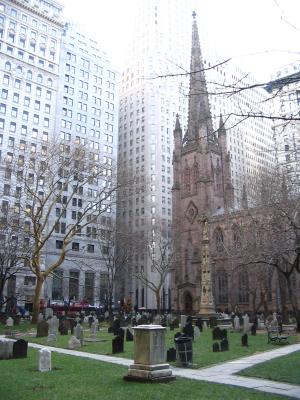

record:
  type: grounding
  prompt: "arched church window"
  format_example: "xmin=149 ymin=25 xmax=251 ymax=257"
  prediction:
xmin=214 ymin=227 xmax=224 ymax=253
xmin=184 ymin=167 xmax=191 ymax=192
xmin=232 ymin=224 xmax=242 ymax=249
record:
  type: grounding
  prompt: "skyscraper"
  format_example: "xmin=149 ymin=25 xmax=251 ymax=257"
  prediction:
xmin=0 ymin=1 xmax=118 ymax=309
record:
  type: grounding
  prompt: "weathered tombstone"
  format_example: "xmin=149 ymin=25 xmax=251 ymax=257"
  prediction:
xmin=251 ymin=323 xmax=257 ymax=336
xmin=242 ymin=314 xmax=250 ymax=333
xmin=68 ymin=336 xmax=81 ymax=349
xmin=180 ymin=315 xmax=187 ymax=328
xmin=59 ymin=320 xmax=69 ymax=335
xmin=234 ymin=315 xmax=240 ymax=331
xmin=116 ymin=327 xmax=125 ymax=340
xmin=194 ymin=326 xmax=201 ymax=340
xmin=175 ymin=335 xmax=193 ymax=367
xmin=126 ymin=328 xmax=133 ymax=342
xmin=36 ymin=320 xmax=49 ymax=338
xmin=166 ymin=347 xmax=176 ymax=362
xmin=48 ymin=316 xmax=58 ymax=336
xmin=220 ymin=338 xmax=229 ymax=352
xmin=203 ymin=320 xmax=208 ymax=330
xmin=0 ymin=340 xmax=13 ymax=359
xmin=241 ymin=333 xmax=248 ymax=347
xmin=183 ymin=322 xmax=194 ymax=340
xmin=212 ymin=327 xmax=222 ymax=340
xmin=75 ymin=323 xmax=84 ymax=346
xmin=112 ymin=318 xmax=121 ymax=336
xmin=90 ymin=320 xmax=99 ymax=338
xmin=153 ymin=315 xmax=160 ymax=325
xmin=210 ymin=316 xmax=217 ymax=328
xmin=69 ymin=319 xmax=76 ymax=334
xmin=112 ymin=335 xmax=124 ymax=354
xmin=124 ymin=325 xmax=174 ymax=382
xmin=47 ymin=334 xmax=57 ymax=343
xmin=38 ymin=348 xmax=51 ymax=372
xmin=6 ymin=317 xmax=14 ymax=327
xmin=38 ymin=313 xmax=44 ymax=322
xmin=212 ymin=342 xmax=220 ymax=352
xmin=45 ymin=307 xmax=53 ymax=319
xmin=13 ymin=339 xmax=28 ymax=358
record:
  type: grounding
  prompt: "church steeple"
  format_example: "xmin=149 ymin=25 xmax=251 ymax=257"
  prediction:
xmin=185 ymin=12 xmax=214 ymax=146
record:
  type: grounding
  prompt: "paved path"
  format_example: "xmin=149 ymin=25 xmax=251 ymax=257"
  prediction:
xmin=2 ymin=336 xmax=300 ymax=399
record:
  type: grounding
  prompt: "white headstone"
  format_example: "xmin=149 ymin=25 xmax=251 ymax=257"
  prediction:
xmin=194 ymin=326 xmax=201 ymax=339
xmin=68 ymin=336 xmax=81 ymax=349
xmin=38 ymin=348 xmax=51 ymax=372
xmin=48 ymin=316 xmax=59 ymax=335
xmin=234 ymin=315 xmax=240 ymax=331
xmin=203 ymin=321 xmax=208 ymax=330
xmin=90 ymin=320 xmax=99 ymax=338
xmin=84 ymin=316 xmax=89 ymax=324
xmin=45 ymin=308 xmax=53 ymax=319
xmin=47 ymin=333 xmax=57 ymax=343
xmin=38 ymin=313 xmax=44 ymax=322
xmin=75 ymin=323 xmax=84 ymax=346
xmin=242 ymin=314 xmax=250 ymax=333
xmin=180 ymin=315 xmax=187 ymax=328
xmin=6 ymin=317 xmax=14 ymax=327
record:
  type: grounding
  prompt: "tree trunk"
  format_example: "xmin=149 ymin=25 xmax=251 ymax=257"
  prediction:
xmin=32 ymin=275 xmax=44 ymax=324
xmin=156 ymin=291 xmax=161 ymax=316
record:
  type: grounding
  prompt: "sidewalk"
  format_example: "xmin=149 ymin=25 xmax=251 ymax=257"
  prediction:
xmin=2 ymin=336 xmax=300 ymax=399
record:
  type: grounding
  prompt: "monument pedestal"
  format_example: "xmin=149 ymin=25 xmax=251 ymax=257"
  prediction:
xmin=124 ymin=325 xmax=175 ymax=383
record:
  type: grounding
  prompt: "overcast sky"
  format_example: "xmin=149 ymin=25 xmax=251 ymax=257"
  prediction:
xmin=60 ymin=0 xmax=300 ymax=82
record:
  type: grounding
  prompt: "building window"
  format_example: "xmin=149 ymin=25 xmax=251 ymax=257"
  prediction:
xmin=87 ymin=244 xmax=94 ymax=253
xmin=238 ymin=270 xmax=249 ymax=303
xmin=72 ymin=242 xmax=79 ymax=251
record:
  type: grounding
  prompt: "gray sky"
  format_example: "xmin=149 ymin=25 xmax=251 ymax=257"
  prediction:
xmin=61 ymin=0 xmax=300 ymax=82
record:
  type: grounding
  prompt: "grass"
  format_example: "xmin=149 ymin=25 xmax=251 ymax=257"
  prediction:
xmin=0 ymin=348 xmax=291 ymax=400
xmin=239 ymin=350 xmax=300 ymax=385
xmin=1 ymin=321 xmax=299 ymax=369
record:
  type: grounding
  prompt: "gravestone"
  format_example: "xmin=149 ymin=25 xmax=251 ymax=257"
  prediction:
xmin=210 ymin=316 xmax=217 ymax=328
xmin=68 ymin=336 xmax=81 ymax=349
xmin=153 ymin=315 xmax=160 ymax=324
xmin=194 ymin=326 xmax=201 ymax=340
xmin=116 ymin=327 xmax=125 ymax=340
xmin=124 ymin=324 xmax=174 ymax=382
xmin=36 ymin=320 xmax=49 ymax=338
xmin=183 ymin=322 xmax=194 ymax=340
xmin=112 ymin=335 xmax=124 ymax=354
xmin=212 ymin=327 xmax=222 ymax=340
xmin=6 ymin=317 xmax=14 ymax=327
xmin=75 ymin=323 xmax=84 ymax=346
xmin=38 ymin=313 xmax=44 ymax=322
xmin=242 ymin=314 xmax=250 ymax=333
xmin=251 ymin=323 xmax=257 ymax=336
xmin=13 ymin=339 xmax=28 ymax=358
xmin=45 ymin=307 xmax=53 ymax=319
xmin=48 ymin=316 xmax=58 ymax=337
xmin=69 ymin=319 xmax=76 ymax=334
xmin=241 ymin=333 xmax=248 ymax=347
xmin=38 ymin=348 xmax=51 ymax=372
xmin=126 ymin=328 xmax=133 ymax=342
xmin=180 ymin=315 xmax=187 ymax=328
xmin=59 ymin=320 xmax=69 ymax=335
xmin=212 ymin=342 xmax=220 ymax=352
xmin=0 ymin=340 xmax=13 ymax=359
xmin=220 ymin=338 xmax=229 ymax=352
xmin=47 ymin=334 xmax=57 ymax=343
xmin=203 ymin=320 xmax=208 ymax=330
xmin=90 ymin=320 xmax=99 ymax=338
xmin=166 ymin=347 xmax=176 ymax=362
xmin=234 ymin=315 xmax=240 ymax=331
xmin=112 ymin=319 xmax=121 ymax=336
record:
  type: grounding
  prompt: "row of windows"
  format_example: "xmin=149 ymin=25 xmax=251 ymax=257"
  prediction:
xmin=3 ymin=62 xmax=54 ymax=86
xmin=2 ymin=76 xmax=53 ymax=99
xmin=1 ymin=44 xmax=55 ymax=71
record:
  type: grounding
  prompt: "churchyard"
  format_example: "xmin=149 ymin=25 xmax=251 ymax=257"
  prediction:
xmin=0 ymin=312 xmax=299 ymax=399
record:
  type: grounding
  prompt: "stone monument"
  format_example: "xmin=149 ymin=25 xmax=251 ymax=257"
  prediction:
xmin=124 ymin=325 xmax=175 ymax=382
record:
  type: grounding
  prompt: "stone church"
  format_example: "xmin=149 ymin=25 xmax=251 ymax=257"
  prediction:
xmin=171 ymin=13 xmax=299 ymax=317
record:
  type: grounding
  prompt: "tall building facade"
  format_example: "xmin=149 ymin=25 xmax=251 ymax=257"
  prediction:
xmin=0 ymin=1 xmax=118 ymax=309
xmin=266 ymin=62 xmax=300 ymax=186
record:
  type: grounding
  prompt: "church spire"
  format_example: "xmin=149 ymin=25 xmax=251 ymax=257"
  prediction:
xmin=185 ymin=12 xmax=214 ymax=146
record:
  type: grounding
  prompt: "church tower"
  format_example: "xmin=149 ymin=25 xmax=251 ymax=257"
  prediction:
xmin=172 ymin=12 xmax=234 ymax=314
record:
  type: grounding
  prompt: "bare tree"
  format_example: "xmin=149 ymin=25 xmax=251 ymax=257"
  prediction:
xmin=0 ymin=211 xmax=31 ymax=311
xmin=133 ymin=231 xmax=173 ymax=315
xmin=4 ymin=138 xmax=130 ymax=323
xmin=238 ymin=172 xmax=300 ymax=330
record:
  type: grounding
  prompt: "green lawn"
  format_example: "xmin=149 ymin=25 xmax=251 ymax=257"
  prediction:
xmin=239 ymin=350 xmax=300 ymax=385
xmin=0 ymin=349 xmax=291 ymax=400
xmin=2 ymin=322 xmax=299 ymax=369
